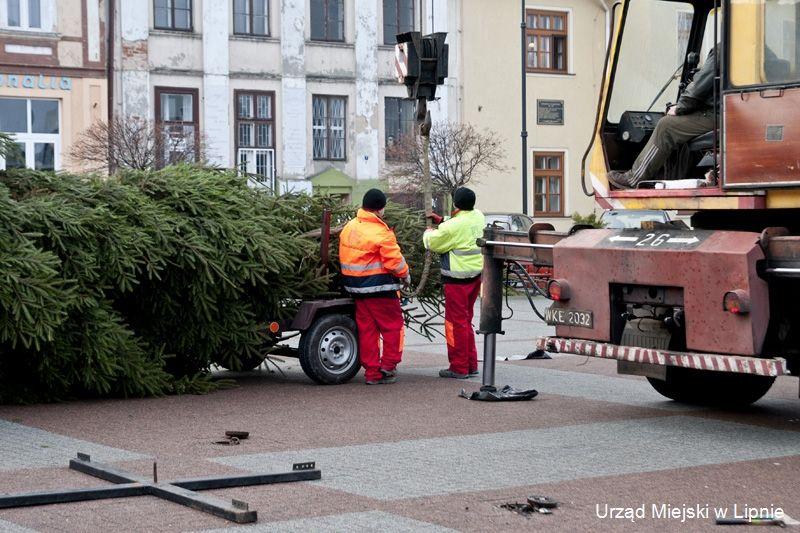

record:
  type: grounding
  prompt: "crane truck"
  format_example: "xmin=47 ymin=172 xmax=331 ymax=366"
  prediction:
xmin=479 ymin=0 xmax=800 ymax=405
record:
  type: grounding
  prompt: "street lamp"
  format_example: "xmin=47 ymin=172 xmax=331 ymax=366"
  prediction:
xmin=520 ymin=1 xmax=534 ymax=215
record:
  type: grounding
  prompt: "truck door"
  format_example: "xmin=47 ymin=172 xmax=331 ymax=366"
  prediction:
xmin=724 ymin=0 xmax=800 ymax=188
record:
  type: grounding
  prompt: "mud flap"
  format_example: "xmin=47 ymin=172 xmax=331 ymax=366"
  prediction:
xmin=459 ymin=385 xmax=539 ymax=402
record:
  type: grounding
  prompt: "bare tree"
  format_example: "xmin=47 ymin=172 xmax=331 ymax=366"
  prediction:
xmin=385 ymin=122 xmax=507 ymax=196
xmin=70 ymin=115 xmax=205 ymax=173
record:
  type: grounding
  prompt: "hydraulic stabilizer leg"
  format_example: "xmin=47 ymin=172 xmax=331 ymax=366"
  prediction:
xmin=460 ymin=229 xmax=538 ymax=402
xmin=479 ymin=239 xmax=505 ymax=391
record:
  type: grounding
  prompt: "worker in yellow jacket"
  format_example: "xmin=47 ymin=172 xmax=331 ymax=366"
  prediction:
xmin=340 ymin=189 xmax=410 ymax=385
xmin=423 ymin=187 xmax=485 ymax=379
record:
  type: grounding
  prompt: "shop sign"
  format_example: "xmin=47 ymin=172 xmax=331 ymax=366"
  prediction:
xmin=0 ymin=74 xmax=72 ymax=91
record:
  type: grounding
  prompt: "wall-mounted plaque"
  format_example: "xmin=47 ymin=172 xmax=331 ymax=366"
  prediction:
xmin=537 ymin=99 xmax=564 ymax=125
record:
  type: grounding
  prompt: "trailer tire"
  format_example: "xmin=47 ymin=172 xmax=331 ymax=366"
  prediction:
xmin=299 ymin=314 xmax=360 ymax=384
xmin=647 ymin=367 xmax=775 ymax=406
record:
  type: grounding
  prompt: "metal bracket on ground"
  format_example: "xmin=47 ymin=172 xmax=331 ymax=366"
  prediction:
xmin=0 ymin=453 xmax=321 ymax=524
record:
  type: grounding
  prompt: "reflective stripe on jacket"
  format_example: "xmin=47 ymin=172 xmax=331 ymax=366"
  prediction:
xmin=422 ymin=209 xmax=485 ymax=281
xmin=339 ymin=208 xmax=409 ymax=295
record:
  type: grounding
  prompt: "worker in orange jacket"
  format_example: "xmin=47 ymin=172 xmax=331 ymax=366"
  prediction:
xmin=339 ymin=189 xmax=410 ymax=385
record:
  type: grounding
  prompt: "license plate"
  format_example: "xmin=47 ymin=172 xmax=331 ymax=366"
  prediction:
xmin=545 ymin=307 xmax=594 ymax=328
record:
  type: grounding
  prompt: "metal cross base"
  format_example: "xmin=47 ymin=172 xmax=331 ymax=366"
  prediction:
xmin=0 ymin=453 xmax=321 ymax=524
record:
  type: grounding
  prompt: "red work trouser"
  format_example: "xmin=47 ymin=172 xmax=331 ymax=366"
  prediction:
xmin=354 ymin=297 xmax=405 ymax=382
xmin=444 ymin=277 xmax=482 ymax=375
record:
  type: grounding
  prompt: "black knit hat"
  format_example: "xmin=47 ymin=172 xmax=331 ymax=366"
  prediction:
xmin=453 ymin=187 xmax=476 ymax=210
xmin=362 ymin=188 xmax=387 ymax=211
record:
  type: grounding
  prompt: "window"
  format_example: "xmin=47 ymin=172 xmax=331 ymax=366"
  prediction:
xmin=730 ymin=0 xmax=800 ymax=86
xmin=384 ymin=97 xmax=415 ymax=156
xmin=607 ymin=1 xmax=693 ymax=122
xmin=525 ymin=9 xmax=568 ymax=73
xmin=235 ymin=90 xmax=275 ymax=185
xmin=676 ymin=11 xmax=693 ymax=66
xmin=533 ymin=152 xmax=563 ymax=216
xmin=383 ymin=0 xmax=414 ymax=45
xmin=0 ymin=98 xmax=59 ymax=171
xmin=154 ymin=0 xmax=192 ymax=31
xmin=313 ymin=95 xmax=346 ymax=160
xmin=5 ymin=0 xmax=41 ymax=29
xmin=154 ymin=87 xmax=198 ymax=166
xmin=310 ymin=0 xmax=344 ymax=42
xmin=233 ymin=0 xmax=268 ymax=35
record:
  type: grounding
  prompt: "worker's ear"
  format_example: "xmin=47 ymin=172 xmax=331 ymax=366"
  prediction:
xmin=378 ymin=208 xmax=386 ymax=218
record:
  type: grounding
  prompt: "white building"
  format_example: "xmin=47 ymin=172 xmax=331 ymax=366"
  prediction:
xmin=112 ymin=0 xmax=460 ymax=200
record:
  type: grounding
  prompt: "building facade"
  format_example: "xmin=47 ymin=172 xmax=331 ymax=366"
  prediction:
xmin=0 ymin=0 xmax=108 ymax=172
xmin=460 ymin=0 xmax=610 ymax=229
xmin=112 ymin=0 xmax=460 ymax=199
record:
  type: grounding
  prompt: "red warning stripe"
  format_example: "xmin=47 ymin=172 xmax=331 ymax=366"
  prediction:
xmin=535 ymin=337 xmax=789 ymax=377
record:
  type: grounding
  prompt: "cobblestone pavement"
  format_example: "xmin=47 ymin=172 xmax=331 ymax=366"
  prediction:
xmin=0 ymin=297 xmax=798 ymax=532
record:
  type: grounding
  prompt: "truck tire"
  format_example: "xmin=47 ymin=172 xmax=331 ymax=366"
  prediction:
xmin=299 ymin=314 xmax=360 ymax=384
xmin=647 ymin=367 xmax=775 ymax=406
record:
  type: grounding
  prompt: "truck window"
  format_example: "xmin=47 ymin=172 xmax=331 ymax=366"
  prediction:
xmin=607 ymin=0 xmax=694 ymax=123
xmin=729 ymin=0 xmax=800 ymax=86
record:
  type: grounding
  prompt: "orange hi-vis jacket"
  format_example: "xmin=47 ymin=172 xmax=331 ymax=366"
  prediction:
xmin=339 ymin=209 xmax=410 ymax=296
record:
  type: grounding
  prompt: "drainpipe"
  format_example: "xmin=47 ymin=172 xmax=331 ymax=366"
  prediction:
xmin=106 ymin=0 xmax=115 ymax=124
xmin=106 ymin=0 xmax=116 ymax=174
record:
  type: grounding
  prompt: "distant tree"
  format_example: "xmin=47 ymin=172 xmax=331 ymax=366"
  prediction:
xmin=385 ymin=122 xmax=508 ymax=197
xmin=70 ymin=115 xmax=205 ymax=173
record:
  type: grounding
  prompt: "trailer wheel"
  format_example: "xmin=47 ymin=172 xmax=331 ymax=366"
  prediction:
xmin=299 ymin=314 xmax=360 ymax=384
xmin=647 ymin=367 xmax=775 ymax=406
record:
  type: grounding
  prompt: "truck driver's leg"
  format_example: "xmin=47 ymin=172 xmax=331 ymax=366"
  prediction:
xmin=609 ymin=110 xmax=715 ymax=189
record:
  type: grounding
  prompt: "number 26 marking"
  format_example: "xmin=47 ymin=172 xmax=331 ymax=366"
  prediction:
xmin=635 ymin=233 xmax=670 ymax=247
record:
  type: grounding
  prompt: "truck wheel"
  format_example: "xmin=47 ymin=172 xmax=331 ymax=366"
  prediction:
xmin=647 ymin=367 xmax=775 ymax=406
xmin=299 ymin=314 xmax=360 ymax=384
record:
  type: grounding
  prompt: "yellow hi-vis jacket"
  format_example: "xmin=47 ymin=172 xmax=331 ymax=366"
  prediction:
xmin=423 ymin=209 xmax=485 ymax=281
xmin=339 ymin=209 xmax=409 ymax=295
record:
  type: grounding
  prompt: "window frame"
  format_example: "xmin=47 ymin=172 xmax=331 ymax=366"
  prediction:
xmin=233 ymin=0 xmax=270 ymax=36
xmin=382 ymin=0 xmax=415 ymax=45
xmin=525 ymin=8 xmax=569 ymax=74
xmin=153 ymin=0 xmax=193 ymax=32
xmin=0 ymin=97 xmax=60 ymax=171
xmin=154 ymin=86 xmax=199 ymax=166
xmin=310 ymin=0 xmax=345 ymax=42
xmin=384 ymin=96 xmax=415 ymax=159
xmin=2 ymin=0 xmax=48 ymax=31
xmin=312 ymin=94 xmax=347 ymax=161
xmin=234 ymin=89 xmax=276 ymax=150
xmin=532 ymin=151 xmax=564 ymax=216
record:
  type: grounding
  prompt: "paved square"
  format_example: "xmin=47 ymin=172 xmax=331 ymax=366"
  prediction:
xmin=0 ymin=419 xmax=147 ymax=471
xmin=199 ymin=511 xmax=455 ymax=532
xmin=212 ymin=416 xmax=800 ymax=500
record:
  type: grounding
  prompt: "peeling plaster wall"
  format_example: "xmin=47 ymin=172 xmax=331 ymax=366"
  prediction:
xmin=280 ymin=0 xmax=308 ymax=181
xmin=202 ymin=0 xmax=231 ymax=166
xmin=119 ymin=0 xmax=149 ymax=118
xmin=354 ymin=0 xmax=379 ymax=181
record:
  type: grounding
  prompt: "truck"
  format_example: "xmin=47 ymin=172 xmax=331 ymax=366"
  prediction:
xmin=479 ymin=0 xmax=800 ymax=405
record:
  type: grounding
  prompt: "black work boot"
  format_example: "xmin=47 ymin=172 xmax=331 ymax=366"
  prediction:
xmin=607 ymin=170 xmax=636 ymax=190
xmin=439 ymin=369 xmax=468 ymax=379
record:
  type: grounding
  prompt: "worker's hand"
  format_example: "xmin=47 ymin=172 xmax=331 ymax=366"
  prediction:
xmin=403 ymin=274 xmax=412 ymax=288
xmin=667 ymin=105 xmax=677 ymax=116
xmin=426 ymin=212 xmax=443 ymax=225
